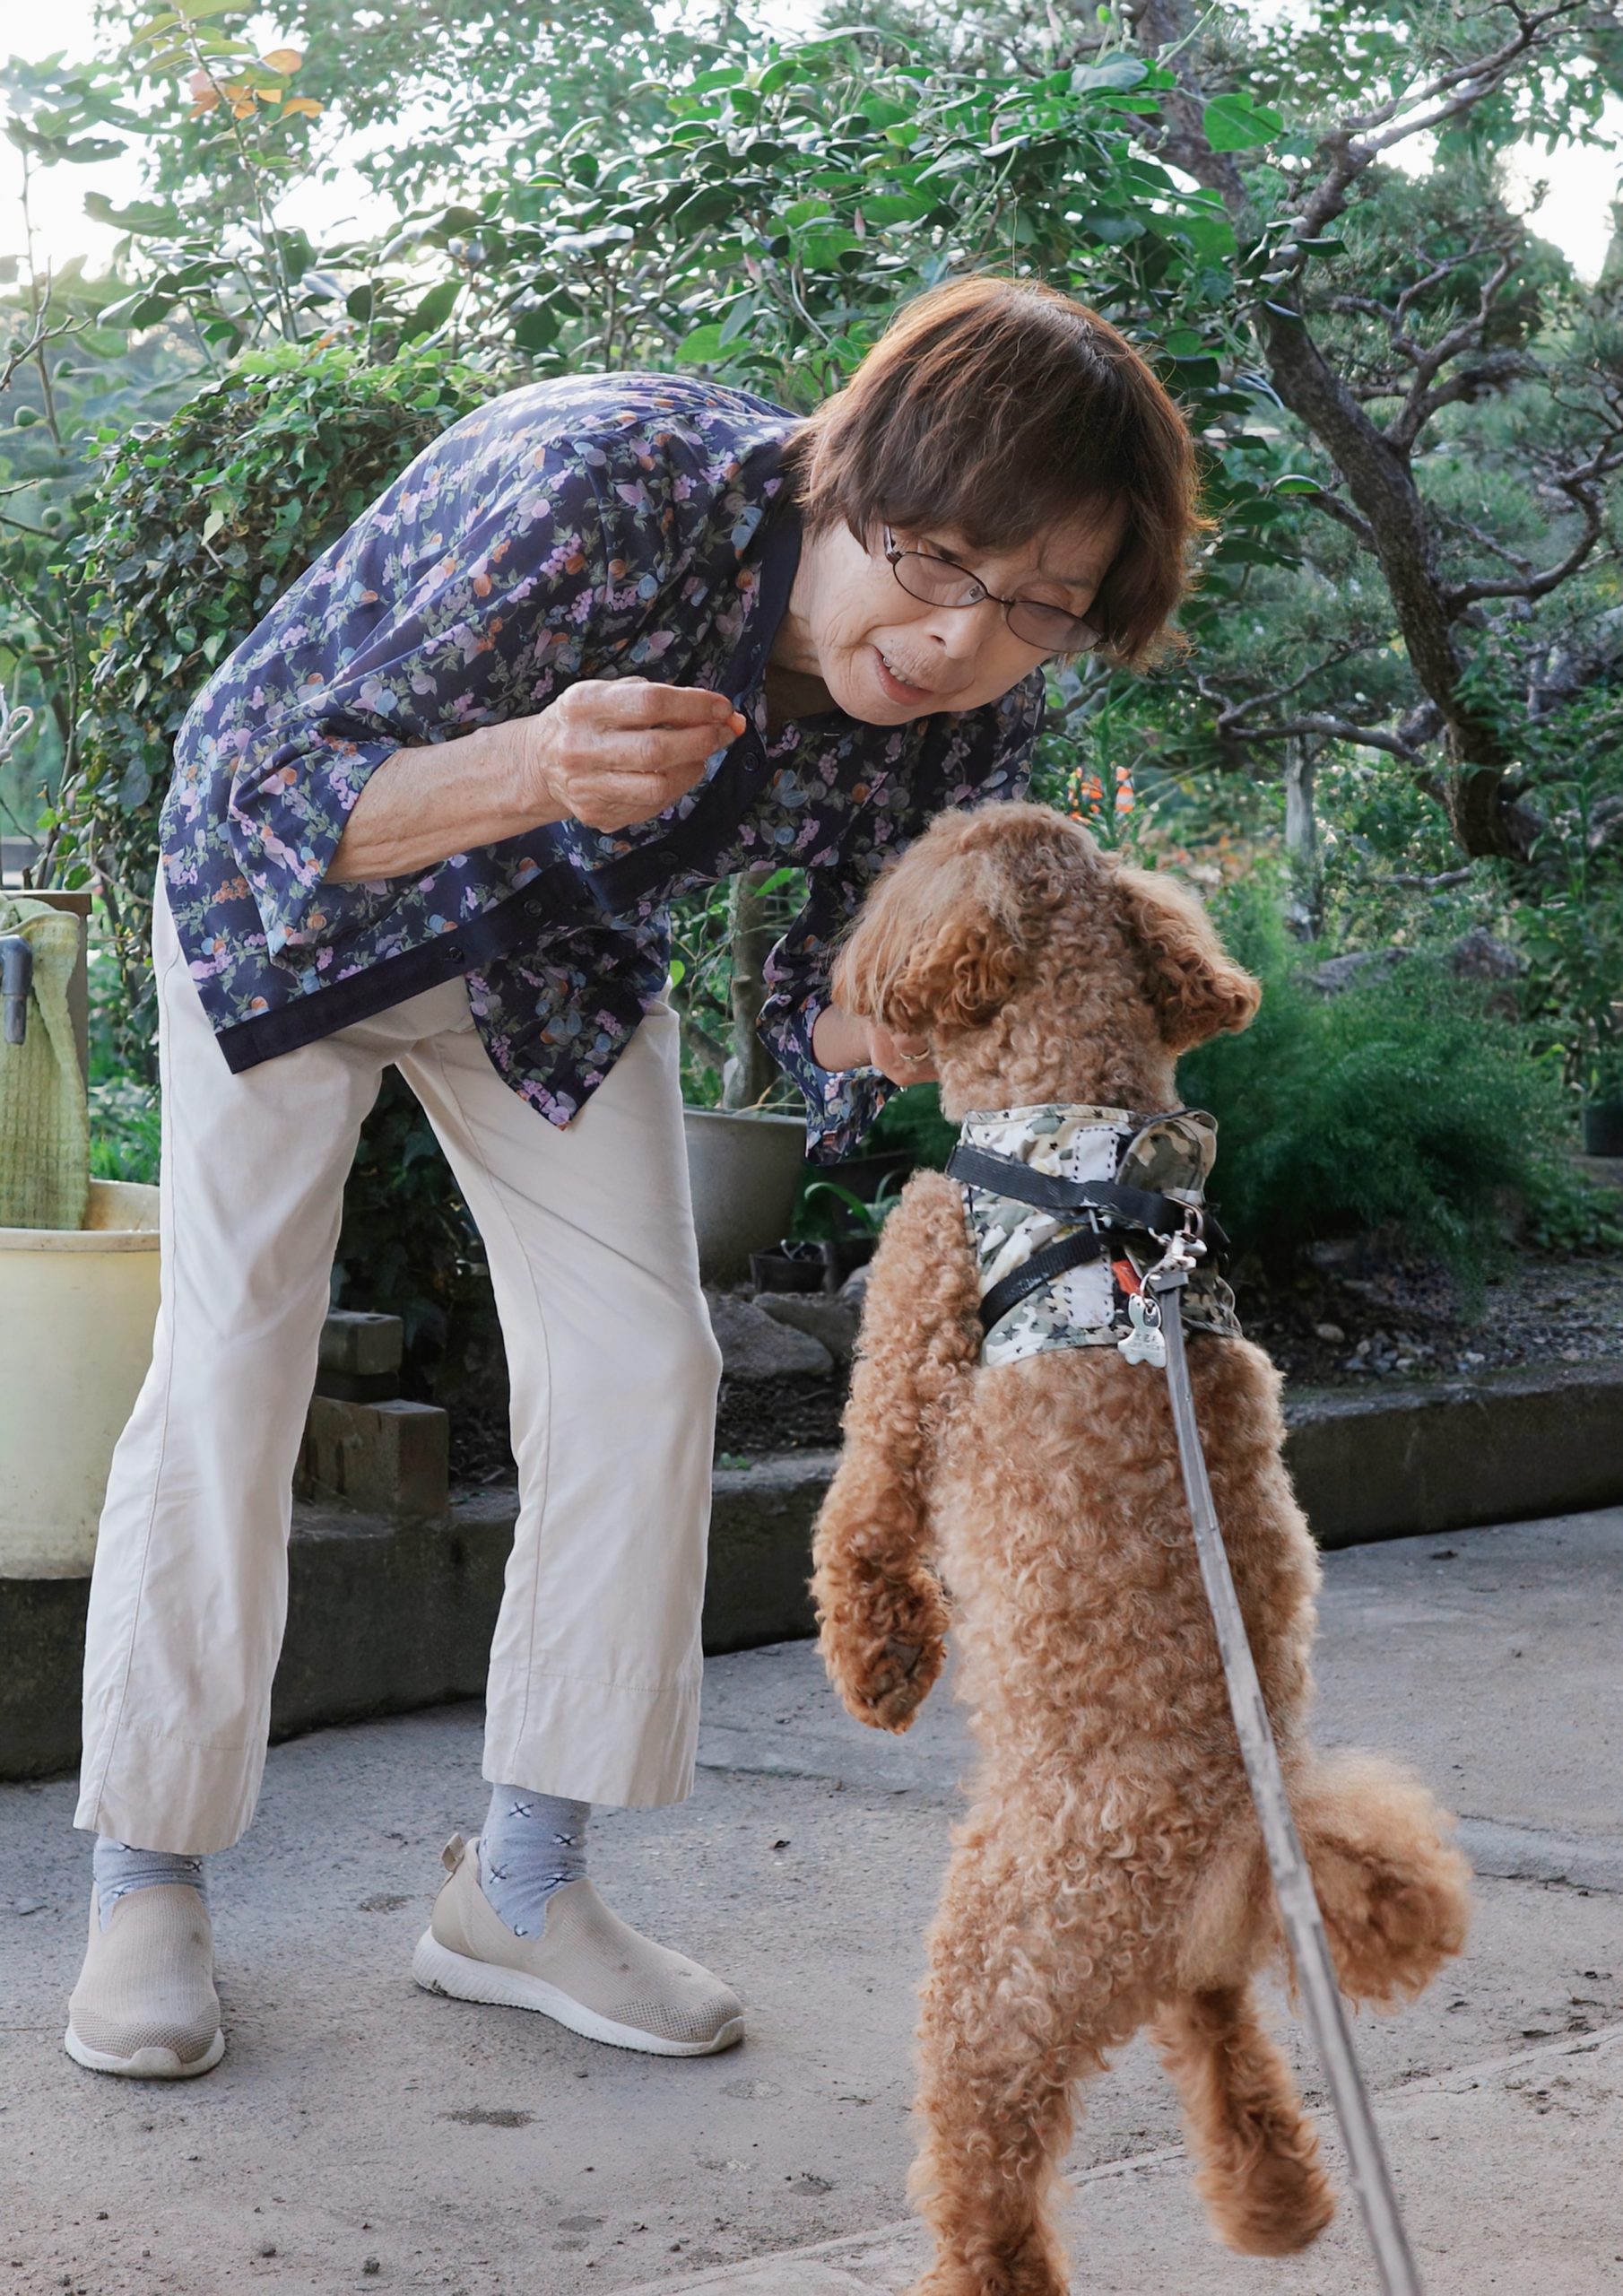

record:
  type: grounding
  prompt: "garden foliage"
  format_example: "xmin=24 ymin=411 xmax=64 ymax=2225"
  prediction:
xmin=0 ymin=1 xmax=1618 ymax=1357
xmin=1179 ymin=880 xmax=1617 ymax=1278
xmin=51 ymin=344 xmax=494 ymax=1063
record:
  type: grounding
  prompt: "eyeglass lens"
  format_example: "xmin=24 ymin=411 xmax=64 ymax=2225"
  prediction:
xmin=889 ymin=548 xmax=1095 ymax=651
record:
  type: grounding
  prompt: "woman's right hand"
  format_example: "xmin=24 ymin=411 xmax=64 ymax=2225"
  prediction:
xmin=523 ymin=677 xmax=746 ymax=832
xmin=812 ymin=1004 xmax=940 ymax=1083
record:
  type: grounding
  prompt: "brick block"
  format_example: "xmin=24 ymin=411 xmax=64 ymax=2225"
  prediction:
xmin=317 ymin=1310 xmax=405 ymax=1379
xmin=296 ymin=1394 xmax=448 ymax=1519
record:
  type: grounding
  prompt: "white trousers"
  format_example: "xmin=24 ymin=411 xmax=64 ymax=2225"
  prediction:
xmin=75 ymin=884 xmax=723 ymax=1854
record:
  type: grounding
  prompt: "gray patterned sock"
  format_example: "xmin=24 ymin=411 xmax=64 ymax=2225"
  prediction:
xmin=92 ymin=1838 xmax=209 ymax=1930
xmin=478 ymin=1785 xmax=589 ymax=1939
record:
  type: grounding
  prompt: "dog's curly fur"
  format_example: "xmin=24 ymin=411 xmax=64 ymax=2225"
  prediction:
xmin=811 ymin=803 xmax=1471 ymax=2295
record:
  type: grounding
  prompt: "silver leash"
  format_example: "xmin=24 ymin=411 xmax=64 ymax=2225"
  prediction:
xmin=1135 ymin=1222 xmax=1423 ymax=2296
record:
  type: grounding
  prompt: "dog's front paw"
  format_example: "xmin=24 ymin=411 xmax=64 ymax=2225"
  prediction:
xmin=855 ymin=1631 xmax=944 ymax=1732
xmin=822 ymin=1574 xmax=948 ymax=1734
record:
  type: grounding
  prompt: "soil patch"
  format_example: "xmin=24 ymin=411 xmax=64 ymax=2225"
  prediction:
xmin=1243 ymin=1247 xmax=1623 ymax=1388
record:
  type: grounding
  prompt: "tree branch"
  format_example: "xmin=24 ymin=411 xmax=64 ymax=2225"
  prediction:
xmin=1390 ymin=349 xmax=1541 ymax=445
xmin=1218 ymin=709 xmax=1424 ymax=762
xmin=1299 ymin=486 xmax=1378 ymax=552
xmin=1445 ymin=440 xmax=1623 ymax=610
xmin=1385 ymin=247 xmax=1522 ymax=446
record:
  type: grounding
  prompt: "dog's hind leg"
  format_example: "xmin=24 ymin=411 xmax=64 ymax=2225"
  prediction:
xmin=907 ymin=1817 xmax=1151 ymax=2296
xmin=1151 ymin=1983 xmax=1334 ymax=2256
xmin=1292 ymin=1749 xmax=1471 ymax=2007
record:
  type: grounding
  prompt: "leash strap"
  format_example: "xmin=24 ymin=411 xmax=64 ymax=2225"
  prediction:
xmin=1148 ymin=1261 xmax=1425 ymax=2296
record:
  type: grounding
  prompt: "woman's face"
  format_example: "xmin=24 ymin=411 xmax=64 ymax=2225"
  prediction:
xmin=775 ymin=502 xmax=1128 ymax=724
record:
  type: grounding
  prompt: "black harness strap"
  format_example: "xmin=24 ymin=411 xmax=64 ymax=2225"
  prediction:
xmin=975 ymin=1230 xmax=1113 ymax=1338
xmin=950 ymin=1134 xmax=1232 ymax=1340
xmin=945 ymin=1143 xmax=1192 ymax=1235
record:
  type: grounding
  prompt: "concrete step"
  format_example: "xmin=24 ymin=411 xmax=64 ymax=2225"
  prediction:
xmin=4 ymin=1361 xmax=1621 ymax=1782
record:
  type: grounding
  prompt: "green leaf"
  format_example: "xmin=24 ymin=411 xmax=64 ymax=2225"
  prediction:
xmin=1072 ymin=56 xmax=1149 ymax=93
xmin=670 ymin=184 xmax=736 ymax=230
xmin=675 ymin=322 xmax=725 ymax=365
xmin=82 ymin=190 xmax=187 ymax=235
xmin=1176 ymin=210 xmax=1237 ymax=257
xmin=717 ymin=295 xmax=754 ymax=344
xmin=857 ymin=190 xmax=932 ymax=225
xmin=1272 ymin=474 xmax=1323 ymax=495
xmin=405 ymin=278 xmax=459 ymax=336
xmin=512 ymin=306 xmax=560 ymax=351
xmin=1202 ymin=93 xmax=1283 ymax=152
xmin=1081 ymin=213 xmax=1144 ymax=246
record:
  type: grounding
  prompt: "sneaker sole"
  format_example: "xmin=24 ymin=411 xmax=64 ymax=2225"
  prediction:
xmin=411 ymin=1930 xmax=744 ymax=2057
xmin=63 ymin=2023 xmax=225 ymax=2080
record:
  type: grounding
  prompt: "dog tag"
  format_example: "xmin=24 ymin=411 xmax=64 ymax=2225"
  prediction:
xmin=1117 ymin=1292 xmax=1167 ymax=1368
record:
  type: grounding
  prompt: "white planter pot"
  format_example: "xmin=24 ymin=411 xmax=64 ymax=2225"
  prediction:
xmin=682 ymin=1108 xmax=807 ymax=1289
xmin=0 ymin=1178 xmax=161 ymax=1578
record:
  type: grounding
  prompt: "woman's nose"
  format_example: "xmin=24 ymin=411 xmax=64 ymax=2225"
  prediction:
xmin=915 ymin=597 xmax=1004 ymax=661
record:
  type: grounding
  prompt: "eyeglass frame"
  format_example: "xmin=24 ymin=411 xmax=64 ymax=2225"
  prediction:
xmin=880 ymin=525 xmax=1105 ymax=657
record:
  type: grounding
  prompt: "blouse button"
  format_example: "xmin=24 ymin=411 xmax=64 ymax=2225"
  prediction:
xmin=446 ymin=942 xmax=465 ymax=962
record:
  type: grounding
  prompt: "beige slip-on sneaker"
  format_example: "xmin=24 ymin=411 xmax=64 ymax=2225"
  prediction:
xmin=65 ymin=1883 xmax=225 ymax=2079
xmin=412 ymin=1832 xmax=744 ymax=2057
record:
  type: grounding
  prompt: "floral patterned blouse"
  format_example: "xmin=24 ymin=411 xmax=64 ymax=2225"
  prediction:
xmin=160 ymin=371 xmax=1045 ymax=1159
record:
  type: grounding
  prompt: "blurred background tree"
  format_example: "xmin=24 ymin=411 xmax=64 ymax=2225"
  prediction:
xmin=1 ymin=0 xmax=1619 ymax=1383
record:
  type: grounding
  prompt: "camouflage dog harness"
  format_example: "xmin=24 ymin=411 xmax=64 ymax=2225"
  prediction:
xmin=946 ymin=1102 xmax=1242 ymax=1369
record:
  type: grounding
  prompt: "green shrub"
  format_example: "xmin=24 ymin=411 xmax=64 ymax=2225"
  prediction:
xmin=1179 ymin=883 xmax=1587 ymax=1280
xmin=50 ymin=342 xmax=499 ymax=1069
xmin=87 ymin=1075 xmax=161 ymax=1186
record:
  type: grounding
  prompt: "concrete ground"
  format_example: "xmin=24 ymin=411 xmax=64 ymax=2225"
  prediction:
xmin=3 ymin=1507 xmax=1621 ymax=2296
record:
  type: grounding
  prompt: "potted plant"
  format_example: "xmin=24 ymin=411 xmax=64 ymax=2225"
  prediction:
xmin=0 ymin=885 xmax=161 ymax=1578
xmin=677 ymin=865 xmax=809 ymax=1287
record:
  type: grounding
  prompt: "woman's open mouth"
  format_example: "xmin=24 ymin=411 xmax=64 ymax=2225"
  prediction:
xmin=872 ymin=648 xmax=937 ymax=707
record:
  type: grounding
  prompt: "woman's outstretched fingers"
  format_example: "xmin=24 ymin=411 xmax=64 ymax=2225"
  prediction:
xmin=531 ymin=676 xmax=746 ymax=831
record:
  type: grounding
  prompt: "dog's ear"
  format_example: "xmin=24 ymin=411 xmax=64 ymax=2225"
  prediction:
xmin=1107 ymin=861 xmax=1261 ymax=1054
xmin=832 ymin=805 xmax=1079 ymax=1036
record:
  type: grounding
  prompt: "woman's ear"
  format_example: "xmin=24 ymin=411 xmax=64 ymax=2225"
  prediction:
xmin=1108 ymin=860 xmax=1261 ymax=1054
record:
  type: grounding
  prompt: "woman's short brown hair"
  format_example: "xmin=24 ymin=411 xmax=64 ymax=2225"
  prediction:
xmin=779 ymin=274 xmax=1209 ymax=667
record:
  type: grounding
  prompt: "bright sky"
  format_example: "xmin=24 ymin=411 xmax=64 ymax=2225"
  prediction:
xmin=4 ymin=0 xmax=1619 ymax=282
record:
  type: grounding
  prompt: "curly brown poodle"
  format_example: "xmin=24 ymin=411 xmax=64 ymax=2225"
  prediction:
xmin=811 ymin=801 xmax=1471 ymax=2296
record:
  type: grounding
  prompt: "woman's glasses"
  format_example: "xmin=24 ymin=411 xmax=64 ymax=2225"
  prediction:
xmin=881 ymin=526 xmax=1103 ymax=656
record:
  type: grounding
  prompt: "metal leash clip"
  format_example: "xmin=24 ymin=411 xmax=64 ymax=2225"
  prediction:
xmin=1119 ymin=1209 xmax=1208 ymax=1367
xmin=1146 ymin=1204 xmax=1207 ymax=1281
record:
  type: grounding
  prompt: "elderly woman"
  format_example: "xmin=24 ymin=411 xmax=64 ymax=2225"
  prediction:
xmin=66 ymin=274 xmax=1202 ymax=2078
